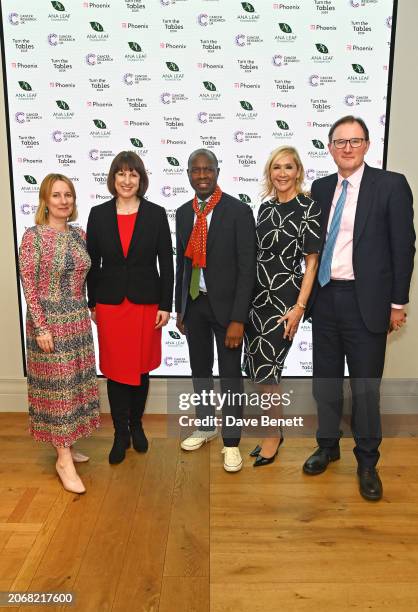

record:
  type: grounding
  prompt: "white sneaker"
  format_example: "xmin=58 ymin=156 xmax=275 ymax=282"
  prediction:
xmin=180 ymin=429 xmax=218 ymax=451
xmin=222 ymin=447 xmax=243 ymax=472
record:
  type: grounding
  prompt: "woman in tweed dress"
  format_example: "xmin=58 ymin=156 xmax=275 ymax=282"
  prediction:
xmin=19 ymin=174 xmax=100 ymax=494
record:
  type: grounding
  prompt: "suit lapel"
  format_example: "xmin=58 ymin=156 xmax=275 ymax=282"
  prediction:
xmin=126 ymin=198 xmax=146 ymax=258
xmin=353 ymin=164 xmax=375 ymax=248
xmin=207 ymin=195 xmax=227 ymax=252
xmin=319 ymin=175 xmax=338 ymax=249
xmin=109 ymin=198 xmax=124 ymax=258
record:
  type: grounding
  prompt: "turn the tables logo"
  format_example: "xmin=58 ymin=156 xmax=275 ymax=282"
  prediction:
xmin=311 ymin=43 xmax=333 ymax=64
xmin=8 ymin=13 xmax=37 ymax=25
xmin=199 ymin=81 xmax=221 ymax=100
xmin=55 ymin=153 xmax=76 ymax=168
xmin=90 ymin=119 xmax=111 ymax=138
xmin=197 ymin=13 xmax=226 ymax=27
xmin=88 ymin=78 xmax=110 ymax=91
xmin=86 ymin=53 xmax=114 ymax=66
xmin=236 ymin=100 xmax=258 ymax=121
xmin=313 ymin=0 xmax=335 ymax=13
xmin=51 ymin=58 xmax=73 ymax=72
xmin=308 ymin=74 xmax=336 ymax=87
xmin=15 ymin=111 xmax=42 ymax=124
xmin=123 ymin=72 xmax=151 ymax=85
xmin=237 ymin=2 xmax=259 ymax=21
xmin=308 ymin=139 xmax=329 ymax=159
xmin=125 ymin=41 xmax=147 ymax=62
xmin=52 ymin=129 xmax=79 ymax=143
xmin=351 ymin=20 xmax=372 ymax=35
xmin=200 ymin=39 xmax=222 ymax=53
xmin=87 ymin=21 xmax=109 ymax=41
xmin=162 ymin=19 xmax=184 ymax=32
xmin=49 ymin=1 xmax=71 ymax=21
xmin=273 ymin=119 xmax=294 ymax=140
xmin=160 ymin=92 xmax=188 ymax=105
xmin=163 ymin=115 xmax=184 ymax=130
xmin=12 ymin=39 xmax=35 ymax=52
xmin=348 ymin=64 xmax=369 ymax=83
xmin=236 ymin=154 xmax=256 ymax=167
xmin=236 ymin=59 xmax=258 ymax=73
xmin=274 ymin=78 xmax=295 ymax=93
xmin=47 ymin=33 xmax=76 ymax=46
xmin=125 ymin=97 xmax=148 ymax=111
xmin=53 ymin=100 xmax=74 ymax=120
xmin=235 ymin=33 xmax=263 ymax=47
xmin=124 ymin=0 xmax=146 ymax=12
xmin=163 ymin=156 xmax=184 ymax=175
xmin=310 ymin=98 xmax=331 ymax=112
xmin=16 ymin=81 xmax=37 ymax=101
xmin=272 ymin=54 xmax=300 ymax=67
xmin=90 ymin=172 xmax=108 ymax=185
xmin=275 ymin=23 xmax=297 ymax=43
xmin=18 ymin=135 xmax=40 ymax=149
xmin=21 ymin=175 xmax=38 ymax=193
xmin=163 ymin=61 xmax=184 ymax=81
xmin=199 ymin=134 xmax=221 ymax=149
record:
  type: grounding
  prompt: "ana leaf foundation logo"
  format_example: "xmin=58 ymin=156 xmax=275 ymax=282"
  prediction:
xmin=130 ymin=138 xmax=143 ymax=147
xmin=166 ymin=61 xmax=179 ymax=72
xmin=24 ymin=175 xmax=37 ymax=184
xmin=18 ymin=81 xmax=32 ymax=91
xmin=90 ymin=21 xmax=104 ymax=32
xmin=312 ymin=139 xmax=325 ymax=149
xmin=51 ymin=1 xmax=65 ymax=10
xmin=315 ymin=43 xmax=329 ymax=54
xmin=56 ymin=100 xmax=69 ymax=110
xmin=240 ymin=100 xmax=253 ymax=110
xmin=276 ymin=120 xmax=289 ymax=130
xmin=352 ymin=63 xmax=365 ymax=74
xmin=241 ymin=2 xmax=255 ymax=12
xmin=128 ymin=41 xmax=142 ymax=52
xmin=167 ymin=156 xmax=179 ymax=166
xmin=93 ymin=119 xmax=107 ymax=129
xmin=203 ymin=81 xmax=216 ymax=91
xmin=239 ymin=193 xmax=251 ymax=203
xmin=278 ymin=23 xmax=292 ymax=34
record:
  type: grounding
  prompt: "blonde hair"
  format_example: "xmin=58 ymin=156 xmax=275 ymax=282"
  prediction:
xmin=260 ymin=146 xmax=305 ymax=201
xmin=35 ymin=173 xmax=77 ymax=225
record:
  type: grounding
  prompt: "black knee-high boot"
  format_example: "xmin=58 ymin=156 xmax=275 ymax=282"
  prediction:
xmin=129 ymin=373 xmax=149 ymax=453
xmin=107 ymin=379 xmax=131 ymax=464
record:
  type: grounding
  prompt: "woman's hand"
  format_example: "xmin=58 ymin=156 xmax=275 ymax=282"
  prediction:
xmin=90 ymin=309 xmax=97 ymax=324
xmin=36 ymin=331 xmax=54 ymax=353
xmin=155 ymin=310 xmax=170 ymax=329
xmin=277 ymin=306 xmax=304 ymax=341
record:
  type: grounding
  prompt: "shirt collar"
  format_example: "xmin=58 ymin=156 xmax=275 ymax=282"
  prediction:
xmin=337 ymin=162 xmax=365 ymax=189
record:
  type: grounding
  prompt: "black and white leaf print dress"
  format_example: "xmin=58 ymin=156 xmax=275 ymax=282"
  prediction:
xmin=244 ymin=194 xmax=321 ymax=384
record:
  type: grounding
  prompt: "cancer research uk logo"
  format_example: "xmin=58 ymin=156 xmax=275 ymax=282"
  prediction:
xmin=52 ymin=129 xmax=79 ymax=143
xmin=161 ymin=185 xmax=188 ymax=198
xmin=197 ymin=111 xmax=225 ymax=125
xmin=233 ymin=130 xmax=261 ymax=144
xmin=15 ymin=111 xmax=42 ymax=124
xmin=88 ymin=148 xmax=114 ymax=161
xmin=8 ymin=12 xmax=37 ymax=25
xmin=272 ymin=54 xmax=300 ymax=67
xmin=197 ymin=13 xmax=226 ymax=27
xmin=160 ymin=92 xmax=188 ymax=105
xmin=48 ymin=33 xmax=75 ymax=46
xmin=308 ymin=74 xmax=336 ymax=88
xmin=123 ymin=73 xmax=151 ymax=85
xmin=234 ymin=33 xmax=263 ymax=47
xmin=86 ymin=53 xmax=114 ymax=66
xmin=344 ymin=93 xmax=371 ymax=107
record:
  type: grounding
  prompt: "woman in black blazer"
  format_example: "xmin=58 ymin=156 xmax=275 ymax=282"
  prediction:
xmin=87 ymin=151 xmax=173 ymax=464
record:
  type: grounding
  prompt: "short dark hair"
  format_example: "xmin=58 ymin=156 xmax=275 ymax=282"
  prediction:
xmin=107 ymin=150 xmax=149 ymax=197
xmin=187 ymin=148 xmax=218 ymax=169
xmin=328 ymin=115 xmax=370 ymax=143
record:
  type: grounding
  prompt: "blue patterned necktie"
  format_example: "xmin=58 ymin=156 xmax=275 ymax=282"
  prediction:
xmin=318 ymin=179 xmax=349 ymax=287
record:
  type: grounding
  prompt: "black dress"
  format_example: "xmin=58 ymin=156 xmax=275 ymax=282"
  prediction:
xmin=244 ymin=193 xmax=321 ymax=384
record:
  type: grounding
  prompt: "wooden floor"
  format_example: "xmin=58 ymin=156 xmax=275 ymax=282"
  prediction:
xmin=1 ymin=413 xmax=418 ymax=611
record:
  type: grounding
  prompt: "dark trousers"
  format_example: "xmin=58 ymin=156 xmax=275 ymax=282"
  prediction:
xmin=184 ymin=294 xmax=243 ymax=447
xmin=311 ymin=281 xmax=387 ymax=468
xmin=107 ymin=374 xmax=150 ymax=434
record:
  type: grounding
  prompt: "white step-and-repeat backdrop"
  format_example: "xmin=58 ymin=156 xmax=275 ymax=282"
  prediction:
xmin=1 ymin=0 xmax=394 ymax=376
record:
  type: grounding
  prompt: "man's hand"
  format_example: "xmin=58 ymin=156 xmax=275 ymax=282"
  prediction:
xmin=176 ymin=313 xmax=186 ymax=335
xmin=225 ymin=321 xmax=244 ymax=349
xmin=388 ymin=307 xmax=407 ymax=334
xmin=36 ymin=331 xmax=54 ymax=353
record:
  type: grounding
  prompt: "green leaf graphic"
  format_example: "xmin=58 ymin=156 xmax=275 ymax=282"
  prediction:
xmin=352 ymin=63 xmax=365 ymax=74
xmin=241 ymin=2 xmax=255 ymax=12
xmin=166 ymin=61 xmax=179 ymax=72
xmin=276 ymin=120 xmax=289 ymax=130
xmin=93 ymin=119 xmax=106 ymax=129
xmin=130 ymin=138 xmax=143 ymax=147
xmin=56 ymin=100 xmax=69 ymax=110
xmin=203 ymin=81 xmax=216 ymax=91
xmin=315 ymin=43 xmax=329 ymax=54
xmin=169 ymin=331 xmax=181 ymax=340
xmin=312 ymin=139 xmax=325 ymax=150
xmin=128 ymin=41 xmax=142 ymax=52
xmin=18 ymin=81 xmax=32 ymax=91
xmin=90 ymin=21 xmax=104 ymax=32
xmin=167 ymin=157 xmax=179 ymax=166
xmin=279 ymin=23 xmax=292 ymax=34
xmin=240 ymin=100 xmax=253 ymax=111
xmin=238 ymin=194 xmax=251 ymax=203
xmin=24 ymin=175 xmax=37 ymax=184
xmin=51 ymin=1 xmax=65 ymax=11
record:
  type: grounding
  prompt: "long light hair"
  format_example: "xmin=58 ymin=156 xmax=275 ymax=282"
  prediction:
xmin=260 ymin=146 xmax=305 ymax=201
xmin=34 ymin=173 xmax=77 ymax=225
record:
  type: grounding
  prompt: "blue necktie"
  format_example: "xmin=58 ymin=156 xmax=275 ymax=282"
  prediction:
xmin=318 ymin=179 xmax=349 ymax=287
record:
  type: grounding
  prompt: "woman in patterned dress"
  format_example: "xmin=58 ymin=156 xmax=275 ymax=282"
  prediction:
xmin=87 ymin=151 xmax=173 ymax=464
xmin=19 ymin=174 xmax=100 ymax=493
xmin=243 ymin=146 xmax=321 ymax=466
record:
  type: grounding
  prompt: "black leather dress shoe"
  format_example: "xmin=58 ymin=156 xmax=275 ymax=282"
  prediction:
xmin=303 ymin=447 xmax=340 ymax=475
xmin=358 ymin=467 xmax=383 ymax=501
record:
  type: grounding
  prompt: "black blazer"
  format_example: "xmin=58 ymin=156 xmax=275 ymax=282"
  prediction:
xmin=86 ymin=197 xmax=174 ymax=311
xmin=175 ymin=192 xmax=256 ymax=327
xmin=308 ymin=164 xmax=415 ymax=333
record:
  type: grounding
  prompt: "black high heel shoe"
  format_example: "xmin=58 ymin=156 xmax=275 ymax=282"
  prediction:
xmin=249 ymin=444 xmax=262 ymax=457
xmin=252 ymin=435 xmax=284 ymax=467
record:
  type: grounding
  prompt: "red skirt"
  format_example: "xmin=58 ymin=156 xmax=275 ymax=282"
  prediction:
xmin=96 ymin=298 xmax=161 ymax=385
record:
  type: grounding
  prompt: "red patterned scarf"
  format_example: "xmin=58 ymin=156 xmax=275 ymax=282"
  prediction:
xmin=184 ymin=185 xmax=222 ymax=268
